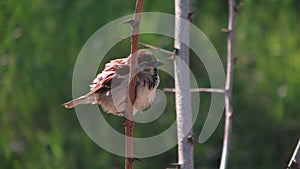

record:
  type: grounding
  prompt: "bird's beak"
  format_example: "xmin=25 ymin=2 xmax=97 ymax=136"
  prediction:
xmin=154 ymin=59 xmax=164 ymax=67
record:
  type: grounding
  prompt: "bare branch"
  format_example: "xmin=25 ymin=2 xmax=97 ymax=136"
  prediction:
xmin=125 ymin=1 xmax=144 ymax=169
xmin=219 ymin=0 xmax=237 ymax=169
xmin=287 ymin=139 xmax=300 ymax=169
xmin=163 ymin=88 xmax=225 ymax=93
xmin=118 ymin=36 xmax=174 ymax=55
xmin=174 ymin=0 xmax=194 ymax=168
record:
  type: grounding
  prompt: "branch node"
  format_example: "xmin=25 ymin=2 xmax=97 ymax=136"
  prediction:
xmin=187 ymin=133 xmax=194 ymax=145
xmin=134 ymin=157 xmax=144 ymax=163
xmin=234 ymin=57 xmax=238 ymax=65
xmin=174 ymin=48 xmax=179 ymax=55
xmin=187 ymin=12 xmax=195 ymax=22
xmin=127 ymin=157 xmax=143 ymax=164
xmin=120 ymin=18 xmax=140 ymax=28
xmin=131 ymin=20 xmax=140 ymax=28
xmin=221 ymin=28 xmax=230 ymax=33
xmin=234 ymin=2 xmax=244 ymax=12
xmin=127 ymin=157 xmax=135 ymax=164
xmin=123 ymin=118 xmax=135 ymax=129
xmin=120 ymin=18 xmax=135 ymax=25
xmin=169 ymin=163 xmax=182 ymax=169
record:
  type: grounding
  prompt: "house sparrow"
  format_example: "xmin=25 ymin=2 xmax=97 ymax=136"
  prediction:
xmin=63 ymin=49 xmax=163 ymax=116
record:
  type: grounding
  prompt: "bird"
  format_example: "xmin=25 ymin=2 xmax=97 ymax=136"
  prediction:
xmin=62 ymin=49 xmax=163 ymax=116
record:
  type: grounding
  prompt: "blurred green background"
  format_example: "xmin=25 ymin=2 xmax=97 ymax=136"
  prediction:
xmin=1 ymin=0 xmax=299 ymax=168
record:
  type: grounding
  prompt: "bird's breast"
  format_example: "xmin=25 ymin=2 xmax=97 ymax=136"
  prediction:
xmin=134 ymin=84 xmax=156 ymax=111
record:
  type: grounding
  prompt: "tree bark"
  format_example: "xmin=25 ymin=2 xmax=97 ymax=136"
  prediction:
xmin=174 ymin=0 xmax=194 ymax=168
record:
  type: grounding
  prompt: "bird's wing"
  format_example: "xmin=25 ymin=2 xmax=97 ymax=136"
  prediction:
xmin=104 ymin=58 xmax=127 ymax=70
xmin=90 ymin=58 xmax=126 ymax=85
xmin=89 ymin=60 xmax=130 ymax=94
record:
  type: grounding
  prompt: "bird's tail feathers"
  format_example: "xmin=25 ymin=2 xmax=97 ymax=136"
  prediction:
xmin=62 ymin=94 xmax=96 ymax=108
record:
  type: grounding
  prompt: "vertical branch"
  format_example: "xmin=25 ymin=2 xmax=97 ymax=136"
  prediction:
xmin=219 ymin=0 xmax=236 ymax=169
xmin=125 ymin=1 xmax=144 ymax=169
xmin=174 ymin=0 xmax=194 ymax=169
xmin=287 ymin=139 xmax=300 ymax=169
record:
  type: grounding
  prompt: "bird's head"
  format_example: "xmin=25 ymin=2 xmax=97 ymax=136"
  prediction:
xmin=137 ymin=49 xmax=164 ymax=69
xmin=127 ymin=49 xmax=164 ymax=75
xmin=128 ymin=49 xmax=164 ymax=68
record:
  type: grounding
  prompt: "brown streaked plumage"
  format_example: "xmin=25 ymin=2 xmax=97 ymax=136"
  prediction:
xmin=62 ymin=49 xmax=163 ymax=115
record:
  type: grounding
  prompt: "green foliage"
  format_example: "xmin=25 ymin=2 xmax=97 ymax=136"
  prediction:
xmin=0 ymin=0 xmax=299 ymax=168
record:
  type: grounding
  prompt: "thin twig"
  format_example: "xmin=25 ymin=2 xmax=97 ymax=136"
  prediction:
xmin=163 ymin=88 xmax=225 ymax=93
xmin=219 ymin=0 xmax=237 ymax=169
xmin=118 ymin=36 xmax=175 ymax=55
xmin=287 ymin=139 xmax=300 ymax=169
xmin=125 ymin=1 xmax=144 ymax=169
